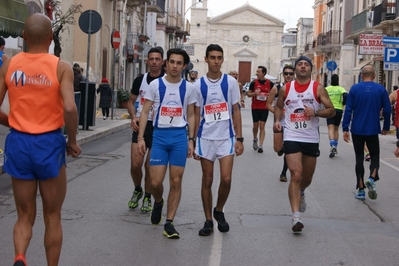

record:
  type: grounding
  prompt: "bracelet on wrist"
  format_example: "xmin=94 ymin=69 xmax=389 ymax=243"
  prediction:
xmin=137 ymin=137 xmax=145 ymax=141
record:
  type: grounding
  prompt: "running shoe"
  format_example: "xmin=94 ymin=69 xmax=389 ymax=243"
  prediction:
xmin=213 ymin=208 xmax=229 ymax=233
xmin=199 ymin=220 xmax=214 ymax=236
xmin=354 ymin=189 xmax=365 ymax=201
xmin=365 ymin=177 xmax=377 ymax=200
xmin=258 ymin=145 xmax=263 ymax=153
xmin=329 ymin=146 xmax=337 ymax=158
xmin=253 ymin=139 xmax=258 ymax=150
xmin=292 ymin=216 xmax=304 ymax=232
xmin=163 ymin=222 xmax=180 ymax=239
xmin=279 ymin=173 xmax=287 ymax=182
xmin=151 ymin=199 xmax=163 ymax=224
xmin=364 ymin=153 xmax=371 ymax=161
xmin=13 ymin=254 xmax=27 ymax=266
xmin=140 ymin=196 xmax=152 ymax=212
xmin=299 ymin=194 xmax=306 ymax=213
xmin=128 ymin=189 xmax=143 ymax=209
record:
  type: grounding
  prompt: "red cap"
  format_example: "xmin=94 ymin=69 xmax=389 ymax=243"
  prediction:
xmin=101 ymin=78 xmax=109 ymax=83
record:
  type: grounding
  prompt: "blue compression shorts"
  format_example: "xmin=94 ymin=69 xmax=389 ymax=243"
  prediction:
xmin=4 ymin=129 xmax=66 ymax=180
xmin=150 ymin=127 xmax=188 ymax=167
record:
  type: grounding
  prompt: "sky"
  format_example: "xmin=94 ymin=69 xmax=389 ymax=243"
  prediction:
xmin=185 ymin=0 xmax=315 ymax=30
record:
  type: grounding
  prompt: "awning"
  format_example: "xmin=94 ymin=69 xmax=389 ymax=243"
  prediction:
xmin=0 ymin=0 xmax=30 ymax=38
xmin=353 ymin=59 xmax=373 ymax=73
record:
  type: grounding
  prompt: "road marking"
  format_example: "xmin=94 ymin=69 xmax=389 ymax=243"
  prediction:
xmin=209 ymin=231 xmax=223 ymax=266
xmin=380 ymin=158 xmax=399 ymax=172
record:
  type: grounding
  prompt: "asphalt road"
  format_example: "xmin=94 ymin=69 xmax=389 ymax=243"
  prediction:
xmin=1 ymin=103 xmax=399 ymax=266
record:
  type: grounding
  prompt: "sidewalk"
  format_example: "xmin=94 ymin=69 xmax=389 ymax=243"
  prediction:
xmin=0 ymin=108 xmax=130 ymax=174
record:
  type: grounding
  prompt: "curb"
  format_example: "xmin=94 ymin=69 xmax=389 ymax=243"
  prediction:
xmin=76 ymin=120 xmax=131 ymax=146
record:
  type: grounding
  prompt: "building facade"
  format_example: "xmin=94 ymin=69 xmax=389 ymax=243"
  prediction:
xmin=188 ymin=1 xmax=285 ymax=85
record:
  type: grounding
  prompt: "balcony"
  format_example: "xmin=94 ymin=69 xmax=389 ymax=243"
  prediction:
xmin=325 ymin=30 xmax=341 ymax=45
xmin=316 ymin=33 xmax=326 ymax=46
xmin=373 ymin=0 xmax=397 ymax=30
xmin=281 ymin=34 xmax=296 ymax=48
xmin=139 ymin=0 xmax=166 ymax=17
xmin=165 ymin=13 xmax=182 ymax=34
xmin=352 ymin=10 xmax=368 ymax=33
xmin=345 ymin=9 xmax=384 ymax=40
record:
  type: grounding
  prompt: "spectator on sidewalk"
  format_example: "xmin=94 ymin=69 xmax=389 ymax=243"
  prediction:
xmin=97 ymin=78 xmax=113 ymax=120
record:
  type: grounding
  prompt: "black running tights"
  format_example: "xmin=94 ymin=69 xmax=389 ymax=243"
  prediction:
xmin=351 ymin=133 xmax=380 ymax=189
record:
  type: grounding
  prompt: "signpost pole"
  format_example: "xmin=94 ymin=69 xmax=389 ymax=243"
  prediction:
xmin=83 ymin=10 xmax=93 ymax=130
xmin=110 ymin=29 xmax=120 ymax=120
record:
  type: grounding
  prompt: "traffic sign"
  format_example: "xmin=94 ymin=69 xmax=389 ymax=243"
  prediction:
xmin=111 ymin=30 xmax=120 ymax=49
xmin=384 ymin=62 xmax=399 ymax=71
xmin=326 ymin=61 xmax=337 ymax=71
xmin=78 ymin=10 xmax=102 ymax=34
xmin=382 ymin=36 xmax=399 ymax=45
xmin=384 ymin=47 xmax=399 ymax=63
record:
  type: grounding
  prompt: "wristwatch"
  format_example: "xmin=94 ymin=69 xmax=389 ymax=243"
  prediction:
xmin=314 ymin=110 xmax=319 ymax=117
xmin=396 ymin=140 xmax=399 ymax=148
xmin=236 ymin=137 xmax=244 ymax=142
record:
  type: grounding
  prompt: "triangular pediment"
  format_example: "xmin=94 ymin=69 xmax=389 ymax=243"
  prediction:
xmin=234 ymin=48 xmax=257 ymax=57
xmin=209 ymin=3 xmax=285 ymax=26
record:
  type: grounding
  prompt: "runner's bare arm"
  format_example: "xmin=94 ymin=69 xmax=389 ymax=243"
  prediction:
xmin=317 ymin=84 xmax=335 ymax=118
xmin=0 ymin=59 xmax=10 ymax=127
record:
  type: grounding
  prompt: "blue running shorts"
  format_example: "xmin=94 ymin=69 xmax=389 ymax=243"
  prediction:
xmin=4 ymin=129 xmax=66 ymax=180
xmin=150 ymin=127 xmax=188 ymax=167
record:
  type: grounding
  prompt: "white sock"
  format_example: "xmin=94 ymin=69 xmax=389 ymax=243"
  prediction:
xmin=293 ymin=212 xmax=300 ymax=217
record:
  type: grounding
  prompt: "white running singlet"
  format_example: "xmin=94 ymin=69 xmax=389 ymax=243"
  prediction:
xmin=283 ymin=80 xmax=320 ymax=143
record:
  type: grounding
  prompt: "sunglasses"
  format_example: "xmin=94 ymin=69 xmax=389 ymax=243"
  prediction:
xmin=283 ymin=72 xmax=294 ymax=76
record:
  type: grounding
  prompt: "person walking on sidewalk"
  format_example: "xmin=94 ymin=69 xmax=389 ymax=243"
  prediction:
xmin=342 ymin=65 xmax=391 ymax=201
xmin=325 ymin=74 xmax=348 ymax=158
xmin=137 ymin=48 xmax=196 ymax=238
xmin=267 ymin=65 xmax=295 ymax=182
xmin=0 ymin=13 xmax=81 ymax=266
xmin=273 ymin=56 xmax=335 ymax=233
xmin=246 ymin=66 xmax=274 ymax=153
xmin=127 ymin=47 xmax=165 ymax=212
xmin=194 ymin=44 xmax=244 ymax=236
xmin=97 ymin=78 xmax=113 ymax=120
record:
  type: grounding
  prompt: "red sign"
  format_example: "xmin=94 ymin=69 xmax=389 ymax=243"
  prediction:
xmin=359 ymin=34 xmax=385 ymax=55
xmin=111 ymin=30 xmax=121 ymax=49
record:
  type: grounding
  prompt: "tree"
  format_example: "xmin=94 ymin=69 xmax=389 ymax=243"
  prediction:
xmin=48 ymin=0 xmax=82 ymax=57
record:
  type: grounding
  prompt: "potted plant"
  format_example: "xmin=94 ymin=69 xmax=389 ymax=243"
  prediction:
xmin=117 ymin=88 xmax=130 ymax=108
xmin=139 ymin=34 xmax=150 ymax=42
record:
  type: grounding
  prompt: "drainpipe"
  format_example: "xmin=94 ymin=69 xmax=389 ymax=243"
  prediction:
xmin=141 ymin=2 xmax=147 ymax=74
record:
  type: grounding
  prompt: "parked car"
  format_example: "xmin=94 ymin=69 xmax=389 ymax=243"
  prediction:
xmin=242 ymin=82 xmax=251 ymax=95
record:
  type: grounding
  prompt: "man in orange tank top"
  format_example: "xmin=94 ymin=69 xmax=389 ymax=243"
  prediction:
xmin=0 ymin=13 xmax=81 ymax=266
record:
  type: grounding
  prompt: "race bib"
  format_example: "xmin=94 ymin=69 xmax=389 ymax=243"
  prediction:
xmin=139 ymin=97 xmax=154 ymax=119
xmin=289 ymin=113 xmax=312 ymax=130
xmin=256 ymin=92 xmax=268 ymax=101
xmin=159 ymin=106 xmax=183 ymax=126
xmin=204 ymin=102 xmax=230 ymax=123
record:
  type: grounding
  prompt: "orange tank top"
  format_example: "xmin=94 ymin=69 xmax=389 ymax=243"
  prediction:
xmin=5 ymin=53 xmax=64 ymax=134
